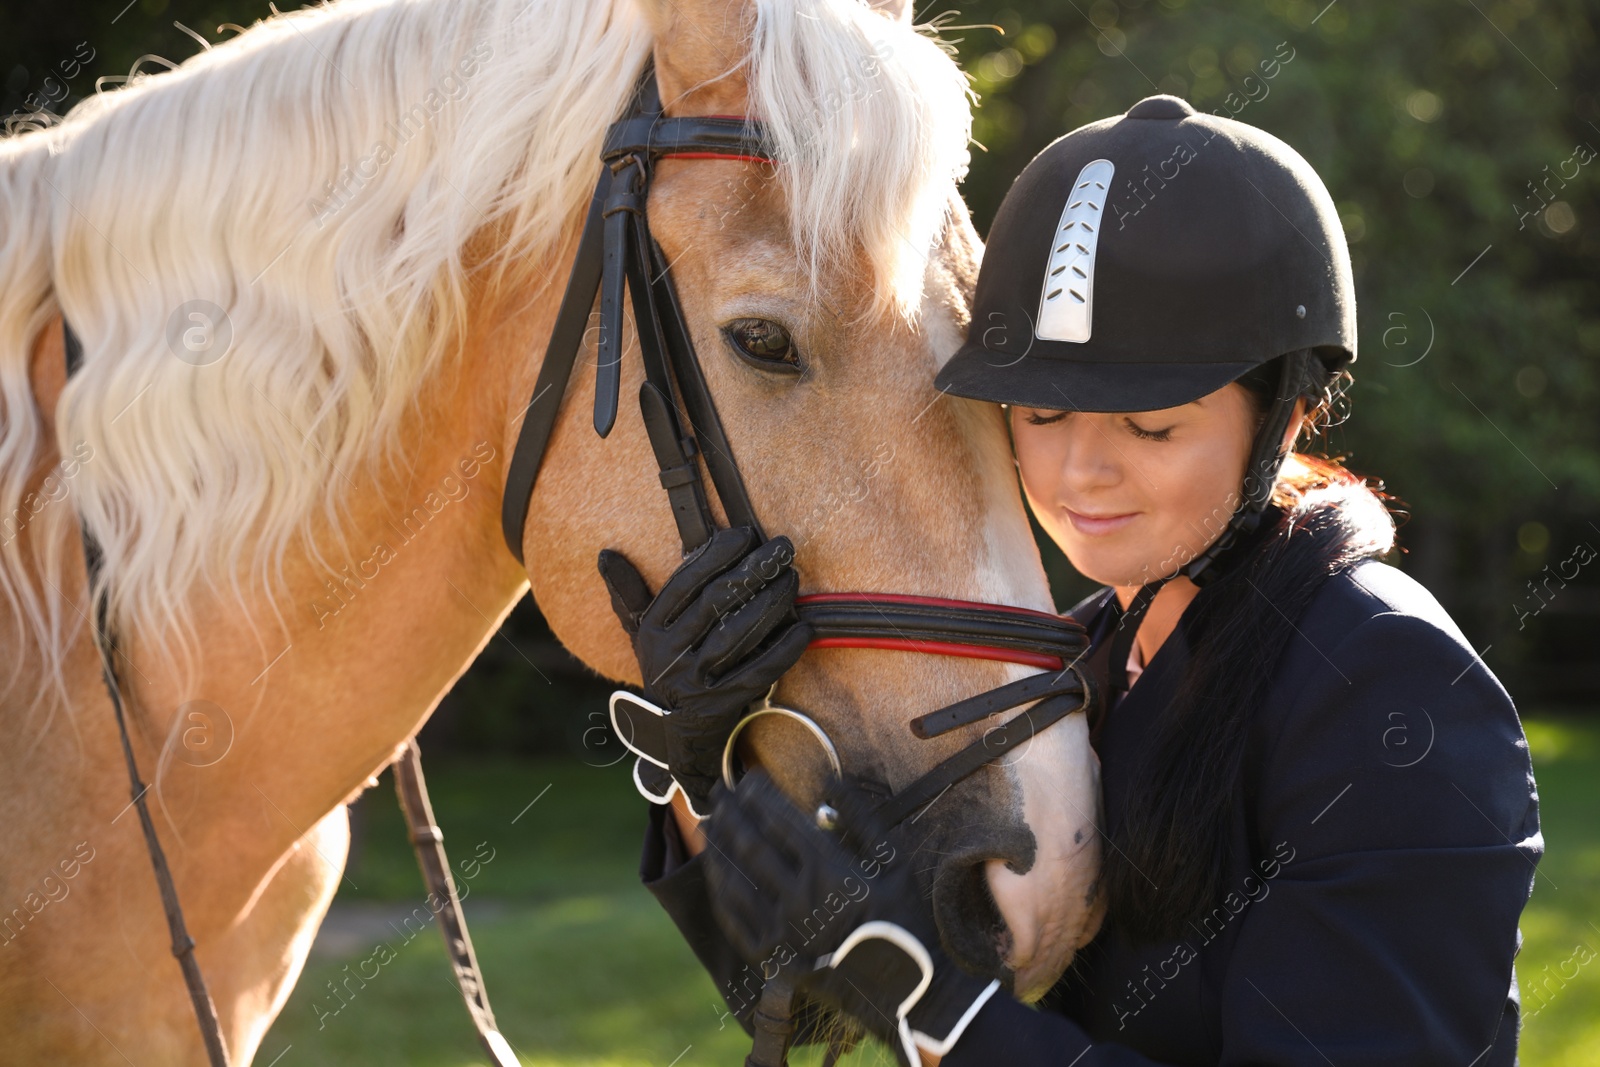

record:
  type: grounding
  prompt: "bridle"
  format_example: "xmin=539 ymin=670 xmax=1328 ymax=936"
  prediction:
xmin=58 ymin=60 xmax=1091 ymax=1067
xmin=504 ymin=61 xmax=1092 ymax=828
xmin=509 ymin=64 xmax=1093 ymax=1066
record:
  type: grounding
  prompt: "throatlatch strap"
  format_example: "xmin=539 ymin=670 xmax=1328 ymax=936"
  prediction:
xmin=62 ymin=320 xmax=233 ymax=1067
xmin=876 ymin=693 xmax=1085 ymax=828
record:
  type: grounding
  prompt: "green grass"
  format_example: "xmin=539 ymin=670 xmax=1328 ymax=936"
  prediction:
xmin=264 ymin=756 xmax=885 ymax=1066
xmin=1516 ymin=715 xmax=1600 ymax=1067
xmin=264 ymin=717 xmax=1600 ymax=1065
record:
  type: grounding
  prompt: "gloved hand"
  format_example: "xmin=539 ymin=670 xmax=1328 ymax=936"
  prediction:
xmin=598 ymin=527 xmax=812 ymax=817
xmin=703 ymin=771 xmax=1000 ymax=1065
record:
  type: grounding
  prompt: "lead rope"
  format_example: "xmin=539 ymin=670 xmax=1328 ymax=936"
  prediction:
xmin=62 ymin=322 xmax=232 ymax=1067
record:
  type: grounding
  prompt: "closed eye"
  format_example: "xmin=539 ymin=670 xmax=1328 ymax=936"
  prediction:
xmin=1024 ymin=410 xmax=1069 ymax=426
xmin=1124 ymin=418 xmax=1173 ymax=441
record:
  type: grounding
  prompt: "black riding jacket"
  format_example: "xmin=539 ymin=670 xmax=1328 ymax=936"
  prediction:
xmin=639 ymin=560 xmax=1542 ymax=1065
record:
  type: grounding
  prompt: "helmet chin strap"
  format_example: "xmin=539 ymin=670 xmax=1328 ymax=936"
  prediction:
xmin=1102 ymin=351 xmax=1322 ymax=696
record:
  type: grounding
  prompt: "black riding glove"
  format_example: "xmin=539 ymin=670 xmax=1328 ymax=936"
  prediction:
xmin=703 ymin=771 xmax=1000 ymax=1065
xmin=598 ymin=527 xmax=812 ymax=817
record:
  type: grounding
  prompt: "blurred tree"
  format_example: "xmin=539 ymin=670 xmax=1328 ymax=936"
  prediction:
xmin=2 ymin=0 xmax=261 ymax=122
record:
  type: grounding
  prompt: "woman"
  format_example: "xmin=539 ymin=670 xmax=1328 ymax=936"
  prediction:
xmin=598 ymin=95 xmax=1541 ymax=1064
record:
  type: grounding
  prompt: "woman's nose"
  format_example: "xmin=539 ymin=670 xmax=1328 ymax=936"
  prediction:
xmin=1058 ymin=416 xmax=1125 ymax=494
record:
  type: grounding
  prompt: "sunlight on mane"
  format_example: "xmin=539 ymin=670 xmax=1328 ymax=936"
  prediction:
xmin=0 ymin=0 xmax=973 ymax=718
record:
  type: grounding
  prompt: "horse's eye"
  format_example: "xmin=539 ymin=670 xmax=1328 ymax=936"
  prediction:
xmin=723 ymin=318 xmax=801 ymax=374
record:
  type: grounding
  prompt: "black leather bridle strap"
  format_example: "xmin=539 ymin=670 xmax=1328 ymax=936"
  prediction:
xmin=908 ymin=668 xmax=1087 ymax=740
xmin=647 ymin=236 xmax=763 ymax=537
xmin=621 ymin=156 xmax=718 ymax=549
xmin=61 ymin=321 xmax=233 ymax=1067
xmin=876 ymin=692 xmax=1086 ymax=828
xmin=604 ymin=111 xmax=770 ymax=161
xmin=499 ymin=64 xmax=769 ymax=563
xmin=717 ymin=589 xmax=1094 ymax=837
xmin=500 ymin=172 xmax=610 ymax=564
xmin=798 ymin=593 xmax=1086 ymax=668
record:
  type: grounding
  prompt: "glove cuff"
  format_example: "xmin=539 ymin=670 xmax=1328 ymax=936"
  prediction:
xmin=631 ymin=758 xmax=712 ymax=820
xmin=819 ymin=921 xmax=997 ymax=1065
xmin=909 ymin=978 xmax=1000 ymax=1057
xmin=613 ymin=691 xmax=713 ymax=818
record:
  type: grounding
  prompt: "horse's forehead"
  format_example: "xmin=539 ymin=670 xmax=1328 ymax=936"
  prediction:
xmin=649 ymin=160 xmax=786 ymax=255
xmin=646 ymin=162 xmax=871 ymax=323
xmin=646 ymin=161 xmax=969 ymax=334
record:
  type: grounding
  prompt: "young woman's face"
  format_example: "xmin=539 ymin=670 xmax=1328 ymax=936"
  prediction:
xmin=1010 ymin=383 xmax=1259 ymax=588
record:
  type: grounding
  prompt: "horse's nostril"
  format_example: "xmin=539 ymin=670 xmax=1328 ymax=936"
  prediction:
xmin=931 ymin=853 xmax=1012 ymax=978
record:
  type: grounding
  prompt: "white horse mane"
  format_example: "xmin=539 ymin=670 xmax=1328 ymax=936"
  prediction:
xmin=0 ymin=0 xmax=973 ymax=717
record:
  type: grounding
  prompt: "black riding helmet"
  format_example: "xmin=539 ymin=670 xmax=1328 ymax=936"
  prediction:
xmin=936 ymin=94 xmax=1357 ymax=686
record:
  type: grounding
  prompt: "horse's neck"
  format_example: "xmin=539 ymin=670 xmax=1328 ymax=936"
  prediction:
xmin=62 ymin=316 xmax=532 ymax=933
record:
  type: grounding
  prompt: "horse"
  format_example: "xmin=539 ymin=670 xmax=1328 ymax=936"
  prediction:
xmin=0 ymin=0 xmax=1105 ymax=1061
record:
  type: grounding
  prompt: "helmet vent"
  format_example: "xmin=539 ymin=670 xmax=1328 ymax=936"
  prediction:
xmin=1037 ymin=158 xmax=1114 ymax=343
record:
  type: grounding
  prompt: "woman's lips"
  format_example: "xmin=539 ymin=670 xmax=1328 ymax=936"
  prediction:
xmin=1063 ymin=507 xmax=1138 ymax=536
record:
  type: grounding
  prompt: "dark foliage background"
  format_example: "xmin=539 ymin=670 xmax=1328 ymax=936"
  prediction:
xmin=5 ymin=0 xmax=1595 ymax=760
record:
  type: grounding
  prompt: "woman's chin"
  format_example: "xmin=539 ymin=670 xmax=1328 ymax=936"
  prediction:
xmin=1060 ymin=552 xmax=1139 ymax=590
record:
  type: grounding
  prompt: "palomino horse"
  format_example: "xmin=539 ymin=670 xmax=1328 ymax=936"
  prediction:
xmin=0 ymin=0 xmax=1104 ymax=1061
